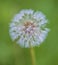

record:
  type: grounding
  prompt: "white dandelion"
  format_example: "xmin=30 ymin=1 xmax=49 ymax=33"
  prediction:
xmin=9 ymin=9 xmax=50 ymax=48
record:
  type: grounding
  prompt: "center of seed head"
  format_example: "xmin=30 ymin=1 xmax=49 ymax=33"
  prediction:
xmin=24 ymin=21 xmax=35 ymax=27
xmin=23 ymin=21 xmax=36 ymax=33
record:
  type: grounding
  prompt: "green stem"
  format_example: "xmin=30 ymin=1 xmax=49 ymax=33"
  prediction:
xmin=30 ymin=46 xmax=36 ymax=65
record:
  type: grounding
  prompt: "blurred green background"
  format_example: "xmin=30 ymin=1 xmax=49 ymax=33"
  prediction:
xmin=0 ymin=0 xmax=58 ymax=65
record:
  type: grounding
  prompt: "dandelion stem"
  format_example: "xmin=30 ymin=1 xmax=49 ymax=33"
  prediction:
xmin=30 ymin=46 xmax=36 ymax=65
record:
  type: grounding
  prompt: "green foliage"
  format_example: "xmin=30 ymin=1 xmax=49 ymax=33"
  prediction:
xmin=0 ymin=0 xmax=58 ymax=65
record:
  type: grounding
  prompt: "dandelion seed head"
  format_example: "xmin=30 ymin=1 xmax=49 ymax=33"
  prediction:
xmin=9 ymin=9 xmax=50 ymax=48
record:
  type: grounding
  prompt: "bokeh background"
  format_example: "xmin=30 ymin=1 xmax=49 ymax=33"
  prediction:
xmin=0 ymin=0 xmax=58 ymax=65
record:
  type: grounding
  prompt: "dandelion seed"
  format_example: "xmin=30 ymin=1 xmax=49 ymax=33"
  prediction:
xmin=9 ymin=9 xmax=50 ymax=48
